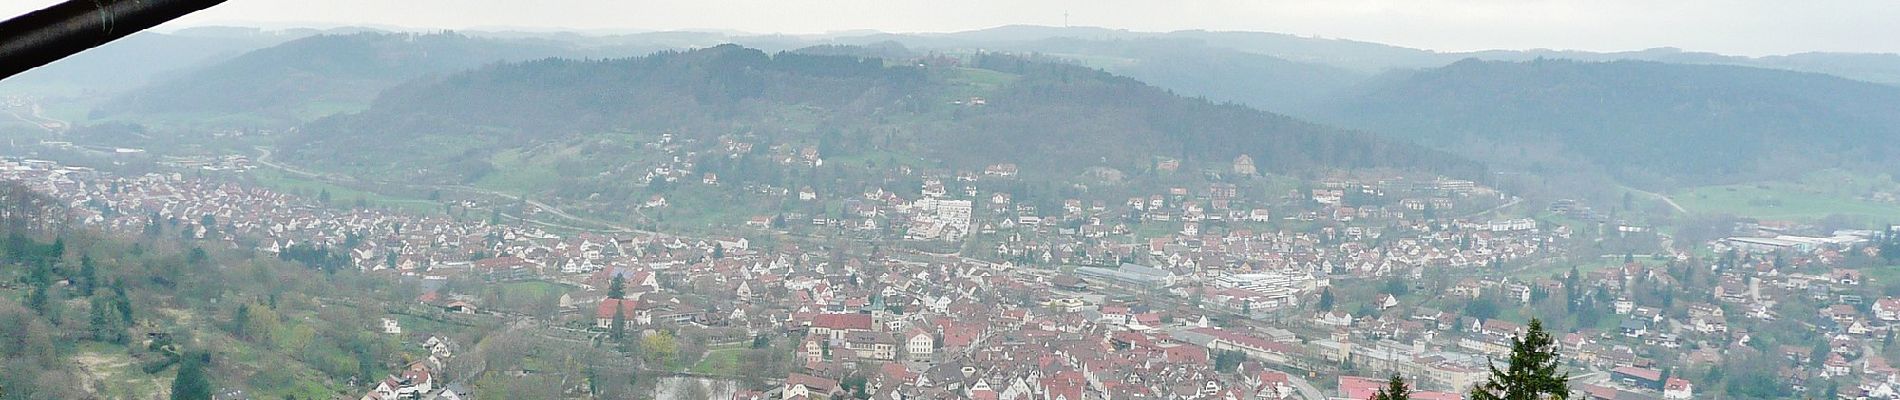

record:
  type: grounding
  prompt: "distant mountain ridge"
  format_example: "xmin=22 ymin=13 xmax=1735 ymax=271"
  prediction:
xmin=1317 ymin=58 xmax=1900 ymax=187
xmin=285 ymin=45 xmax=1480 ymax=190
xmin=903 ymin=25 xmax=1900 ymax=85
xmin=89 ymin=32 xmax=592 ymax=126
xmin=34 ymin=24 xmax=1900 ymax=194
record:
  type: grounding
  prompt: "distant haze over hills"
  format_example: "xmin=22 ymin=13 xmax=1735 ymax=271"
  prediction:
xmin=1317 ymin=59 xmax=1900 ymax=187
xmin=282 ymin=44 xmax=1479 ymax=194
xmin=11 ymin=24 xmax=1900 ymax=195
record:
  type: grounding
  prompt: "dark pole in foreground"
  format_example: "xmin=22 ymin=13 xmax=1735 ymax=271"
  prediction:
xmin=0 ymin=0 xmax=229 ymax=81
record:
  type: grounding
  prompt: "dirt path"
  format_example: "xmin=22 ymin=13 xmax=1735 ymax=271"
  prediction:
xmin=1628 ymin=187 xmax=1688 ymax=213
xmin=2 ymin=100 xmax=70 ymax=133
xmin=1459 ymin=195 xmax=1524 ymax=219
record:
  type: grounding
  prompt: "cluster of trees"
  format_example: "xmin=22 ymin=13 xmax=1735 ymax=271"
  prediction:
xmin=0 ymin=182 xmax=65 ymax=234
xmin=0 ymin=183 xmax=451 ymax=399
xmin=1882 ymin=229 xmax=1900 ymax=263
xmin=4 ymin=229 xmax=177 ymax=398
xmin=961 ymin=52 xmax=1484 ymax=180
xmin=288 ymin=44 xmax=1484 ymax=217
xmin=1369 ymin=319 xmax=1569 ymax=400
xmin=277 ymin=242 xmax=351 ymax=273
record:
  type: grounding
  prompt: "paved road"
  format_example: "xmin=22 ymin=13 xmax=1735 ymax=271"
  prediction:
xmin=1286 ymin=373 xmax=1327 ymax=400
xmin=254 ymin=146 xmax=339 ymax=180
xmin=433 ymin=184 xmax=644 ymax=234
xmin=1627 ymin=187 xmax=1688 ymax=214
xmin=3 ymin=101 xmax=67 ymax=133
xmin=1460 ymin=195 xmax=1525 ymax=219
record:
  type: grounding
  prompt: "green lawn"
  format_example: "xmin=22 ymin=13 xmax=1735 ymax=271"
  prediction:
xmin=689 ymin=345 xmax=748 ymax=375
xmin=1672 ymin=182 xmax=1900 ymax=222
xmin=651 ymin=185 xmax=763 ymax=232
xmin=940 ymin=67 xmax=1020 ymax=100
xmin=500 ymin=280 xmax=572 ymax=300
xmin=247 ymin=168 xmax=441 ymax=214
xmin=472 ymin=148 xmax=561 ymax=194
xmin=1858 ymin=265 xmax=1900 ymax=290
xmin=1512 ymin=256 xmax=1661 ymax=280
xmin=1133 ymin=221 xmax=1182 ymax=239
xmin=294 ymin=99 xmax=372 ymax=121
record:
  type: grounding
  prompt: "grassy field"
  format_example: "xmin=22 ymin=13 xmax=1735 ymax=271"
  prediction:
xmin=501 ymin=280 xmax=572 ymax=300
xmin=294 ymin=99 xmax=372 ymax=121
xmin=247 ymin=168 xmax=441 ymax=214
xmin=1511 ymin=255 xmax=1663 ymax=280
xmin=689 ymin=345 xmax=748 ymax=375
xmin=70 ymin=342 xmax=169 ymax=398
xmin=473 ymin=148 xmax=563 ymax=195
xmin=1672 ymin=181 xmax=1900 ymax=222
xmin=652 ymin=185 xmax=763 ymax=232
xmin=940 ymin=67 xmax=1020 ymax=100
xmin=1133 ymin=221 xmax=1182 ymax=239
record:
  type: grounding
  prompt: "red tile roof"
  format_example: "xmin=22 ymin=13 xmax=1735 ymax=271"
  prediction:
xmin=596 ymin=298 xmax=641 ymax=319
xmin=812 ymin=313 xmax=874 ymax=331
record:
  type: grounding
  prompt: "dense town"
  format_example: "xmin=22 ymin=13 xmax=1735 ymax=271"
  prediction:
xmin=4 ymin=151 xmax=1899 ymax=400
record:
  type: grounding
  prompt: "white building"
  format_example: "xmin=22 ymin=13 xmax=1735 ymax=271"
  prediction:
xmin=906 ymin=328 xmax=934 ymax=362
xmin=380 ymin=317 xmax=402 ymax=335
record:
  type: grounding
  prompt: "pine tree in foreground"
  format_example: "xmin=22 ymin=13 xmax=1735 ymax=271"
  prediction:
xmin=171 ymin=351 xmax=212 ymax=400
xmin=1371 ymin=374 xmax=1411 ymax=400
xmin=1470 ymin=318 xmax=1569 ymax=400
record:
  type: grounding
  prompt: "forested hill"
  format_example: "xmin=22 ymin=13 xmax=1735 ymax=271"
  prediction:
xmin=1320 ymin=58 xmax=1900 ymax=187
xmin=89 ymin=32 xmax=580 ymax=126
xmin=288 ymin=44 xmax=1481 ymax=186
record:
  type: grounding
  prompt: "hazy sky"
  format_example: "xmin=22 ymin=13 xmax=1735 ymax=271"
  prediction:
xmin=4 ymin=0 xmax=1897 ymax=56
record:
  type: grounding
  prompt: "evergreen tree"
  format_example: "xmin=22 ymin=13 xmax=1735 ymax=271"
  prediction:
xmin=1371 ymin=374 xmax=1412 ymax=400
xmin=610 ymin=302 xmax=627 ymax=342
xmin=1882 ymin=229 xmax=1900 ymax=262
xmin=200 ymin=215 xmax=217 ymax=236
xmin=90 ymin=296 xmax=125 ymax=344
xmin=232 ymin=304 xmax=252 ymax=340
xmin=77 ymin=254 xmax=97 ymax=296
xmin=1470 ymin=318 xmax=1569 ymax=400
xmin=111 ymin=279 xmax=133 ymax=322
xmin=1213 ymin=350 xmax=1245 ymax=373
xmin=171 ymin=351 xmax=213 ymax=400
xmin=26 ymin=284 xmax=49 ymax=315
xmin=607 ymin=275 xmax=626 ymax=300
xmin=1318 ymin=288 xmax=1335 ymax=312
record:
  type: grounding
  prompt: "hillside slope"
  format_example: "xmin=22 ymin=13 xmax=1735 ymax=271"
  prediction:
xmin=0 ymin=28 xmax=307 ymax=96
xmin=1321 ymin=59 xmax=1900 ymax=187
xmin=286 ymin=45 xmax=1479 ymax=192
xmin=90 ymin=32 xmax=579 ymax=126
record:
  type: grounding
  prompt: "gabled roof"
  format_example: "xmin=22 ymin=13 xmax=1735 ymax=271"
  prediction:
xmin=812 ymin=313 xmax=875 ymax=331
xmin=596 ymin=298 xmax=641 ymax=319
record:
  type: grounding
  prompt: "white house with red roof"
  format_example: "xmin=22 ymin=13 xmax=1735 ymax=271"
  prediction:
xmin=595 ymin=298 xmax=648 ymax=328
xmin=783 ymin=373 xmax=842 ymax=400
xmin=1875 ymin=297 xmax=1900 ymax=321
xmin=1663 ymin=378 xmax=1693 ymax=400
xmin=810 ymin=313 xmax=875 ymax=340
